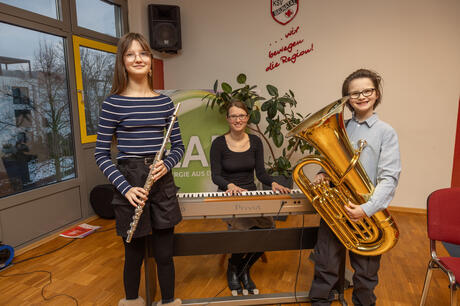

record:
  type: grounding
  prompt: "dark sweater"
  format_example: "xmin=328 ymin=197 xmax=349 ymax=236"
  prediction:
xmin=210 ymin=134 xmax=273 ymax=190
xmin=95 ymin=94 xmax=184 ymax=196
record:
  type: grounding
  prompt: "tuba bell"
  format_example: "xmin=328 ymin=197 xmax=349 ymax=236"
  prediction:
xmin=287 ymin=97 xmax=399 ymax=256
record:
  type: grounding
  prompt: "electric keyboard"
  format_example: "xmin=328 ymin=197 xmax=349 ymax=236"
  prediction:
xmin=177 ymin=189 xmax=315 ymax=219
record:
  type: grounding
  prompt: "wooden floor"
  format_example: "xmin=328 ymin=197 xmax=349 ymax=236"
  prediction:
xmin=0 ymin=211 xmax=456 ymax=305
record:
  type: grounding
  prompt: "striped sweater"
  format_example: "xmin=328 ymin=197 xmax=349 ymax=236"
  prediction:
xmin=94 ymin=94 xmax=185 ymax=196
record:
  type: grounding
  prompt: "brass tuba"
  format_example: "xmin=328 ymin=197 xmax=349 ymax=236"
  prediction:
xmin=287 ymin=97 xmax=399 ymax=256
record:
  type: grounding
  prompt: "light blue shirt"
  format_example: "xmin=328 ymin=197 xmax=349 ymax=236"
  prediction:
xmin=346 ymin=113 xmax=401 ymax=217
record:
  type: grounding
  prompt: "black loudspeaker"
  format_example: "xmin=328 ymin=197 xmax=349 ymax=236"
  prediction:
xmin=148 ymin=4 xmax=181 ymax=54
xmin=90 ymin=184 xmax=116 ymax=219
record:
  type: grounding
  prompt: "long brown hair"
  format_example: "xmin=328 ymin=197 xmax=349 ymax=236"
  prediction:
xmin=110 ymin=32 xmax=155 ymax=95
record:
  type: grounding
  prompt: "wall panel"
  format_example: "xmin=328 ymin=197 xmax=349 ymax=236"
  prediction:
xmin=1 ymin=187 xmax=82 ymax=247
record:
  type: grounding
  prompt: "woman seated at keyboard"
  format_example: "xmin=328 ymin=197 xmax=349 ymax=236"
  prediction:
xmin=210 ymin=100 xmax=290 ymax=295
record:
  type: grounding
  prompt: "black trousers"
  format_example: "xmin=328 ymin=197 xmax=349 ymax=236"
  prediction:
xmin=309 ymin=220 xmax=381 ymax=306
xmin=122 ymin=227 xmax=175 ymax=303
xmin=229 ymin=252 xmax=264 ymax=271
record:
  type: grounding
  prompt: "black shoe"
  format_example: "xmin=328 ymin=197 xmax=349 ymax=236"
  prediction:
xmin=239 ymin=267 xmax=259 ymax=294
xmin=227 ymin=260 xmax=242 ymax=292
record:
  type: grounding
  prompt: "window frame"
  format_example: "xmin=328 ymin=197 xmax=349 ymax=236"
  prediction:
xmin=73 ymin=35 xmax=117 ymax=144
xmin=0 ymin=0 xmax=128 ymax=203
xmin=0 ymin=0 xmax=70 ymax=31
xmin=69 ymin=0 xmax=128 ymax=45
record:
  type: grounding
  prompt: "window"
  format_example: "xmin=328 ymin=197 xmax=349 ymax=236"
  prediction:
xmin=0 ymin=0 xmax=127 ymax=199
xmin=0 ymin=0 xmax=60 ymax=19
xmin=76 ymin=0 xmax=122 ymax=37
xmin=12 ymin=87 xmax=30 ymax=105
xmin=14 ymin=109 xmax=32 ymax=127
xmin=0 ymin=22 xmax=75 ymax=197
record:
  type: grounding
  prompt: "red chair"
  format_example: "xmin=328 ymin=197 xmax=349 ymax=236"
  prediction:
xmin=420 ymin=187 xmax=460 ymax=306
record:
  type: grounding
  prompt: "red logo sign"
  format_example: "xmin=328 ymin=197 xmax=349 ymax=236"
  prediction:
xmin=271 ymin=0 xmax=298 ymax=25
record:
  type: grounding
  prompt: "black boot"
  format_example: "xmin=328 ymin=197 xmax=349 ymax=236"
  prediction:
xmin=227 ymin=260 xmax=243 ymax=295
xmin=239 ymin=266 xmax=258 ymax=294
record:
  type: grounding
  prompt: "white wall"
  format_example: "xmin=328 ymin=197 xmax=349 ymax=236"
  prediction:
xmin=128 ymin=0 xmax=460 ymax=210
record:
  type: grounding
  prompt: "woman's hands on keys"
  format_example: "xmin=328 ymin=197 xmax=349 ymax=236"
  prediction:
xmin=271 ymin=182 xmax=290 ymax=194
xmin=226 ymin=183 xmax=248 ymax=195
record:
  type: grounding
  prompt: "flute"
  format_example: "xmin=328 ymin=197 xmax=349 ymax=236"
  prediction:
xmin=126 ymin=103 xmax=181 ymax=243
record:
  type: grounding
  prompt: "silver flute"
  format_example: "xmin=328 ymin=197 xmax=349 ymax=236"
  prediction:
xmin=126 ymin=103 xmax=181 ymax=243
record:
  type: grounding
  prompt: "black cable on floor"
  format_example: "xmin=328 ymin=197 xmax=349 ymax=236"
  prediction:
xmin=94 ymin=226 xmax=116 ymax=233
xmin=13 ymin=239 xmax=76 ymax=265
xmin=12 ymin=224 xmax=114 ymax=265
xmin=0 ymin=269 xmax=78 ymax=305
xmin=0 ymin=224 xmax=113 ymax=305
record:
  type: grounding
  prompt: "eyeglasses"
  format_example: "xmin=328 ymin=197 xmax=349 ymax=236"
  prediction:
xmin=227 ymin=114 xmax=248 ymax=121
xmin=349 ymin=88 xmax=376 ymax=99
xmin=124 ymin=51 xmax=151 ymax=62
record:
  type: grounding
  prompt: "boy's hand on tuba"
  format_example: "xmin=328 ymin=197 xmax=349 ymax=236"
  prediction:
xmin=313 ymin=172 xmax=330 ymax=185
xmin=345 ymin=201 xmax=367 ymax=222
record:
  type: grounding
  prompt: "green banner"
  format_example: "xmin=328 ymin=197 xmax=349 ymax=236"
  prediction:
xmin=159 ymin=89 xmax=227 ymax=193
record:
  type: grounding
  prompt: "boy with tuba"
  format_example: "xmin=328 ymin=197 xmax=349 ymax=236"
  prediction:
xmin=309 ymin=69 xmax=401 ymax=306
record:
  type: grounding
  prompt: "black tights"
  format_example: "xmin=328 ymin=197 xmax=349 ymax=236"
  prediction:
xmin=228 ymin=226 xmax=264 ymax=270
xmin=122 ymin=227 xmax=175 ymax=303
xmin=229 ymin=252 xmax=264 ymax=270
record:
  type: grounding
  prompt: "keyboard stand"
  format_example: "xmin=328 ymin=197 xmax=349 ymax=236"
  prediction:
xmin=144 ymin=227 xmax=348 ymax=305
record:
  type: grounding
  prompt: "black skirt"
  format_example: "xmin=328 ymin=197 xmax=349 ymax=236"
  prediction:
xmin=111 ymin=158 xmax=182 ymax=238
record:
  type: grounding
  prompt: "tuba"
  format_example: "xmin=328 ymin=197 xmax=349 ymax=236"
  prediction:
xmin=287 ymin=97 xmax=399 ymax=256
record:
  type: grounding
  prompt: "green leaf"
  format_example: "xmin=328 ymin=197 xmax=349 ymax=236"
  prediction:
xmin=221 ymin=92 xmax=231 ymax=102
xmin=247 ymin=99 xmax=255 ymax=110
xmin=277 ymin=156 xmax=291 ymax=171
xmin=273 ymin=133 xmax=283 ymax=147
xmin=266 ymin=84 xmax=278 ymax=97
xmin=278 ymin=97 xmax=292 ymax=104
xmin=221 ymin=82 xmax=232 ymax=93
xmin=213 ymin=80 xmax=218 ymax=93
xmin=210 ymin=97 xmax=216 ymax=109
xmin=261 ymin=101 xmax=270 ymax=111
xmin=203 ymin=94 xmax=211 ymax=108
xmin=250 ymin=110 xmax=261 ymax=124
xmin=276 ymin=102 xmax=285 ymax=113
xmin=267 ymin=105 xmax=277 ymax=118
xmin=237 ymin=73 xmax=247 ymax=84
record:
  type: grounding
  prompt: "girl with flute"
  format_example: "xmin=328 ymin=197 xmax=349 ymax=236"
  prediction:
xmin=95 ymin=32 xmax=184 ymax=306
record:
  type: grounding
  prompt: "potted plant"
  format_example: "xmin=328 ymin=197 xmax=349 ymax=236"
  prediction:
xmin=203 ymin=73 xmax=314 ymax=184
